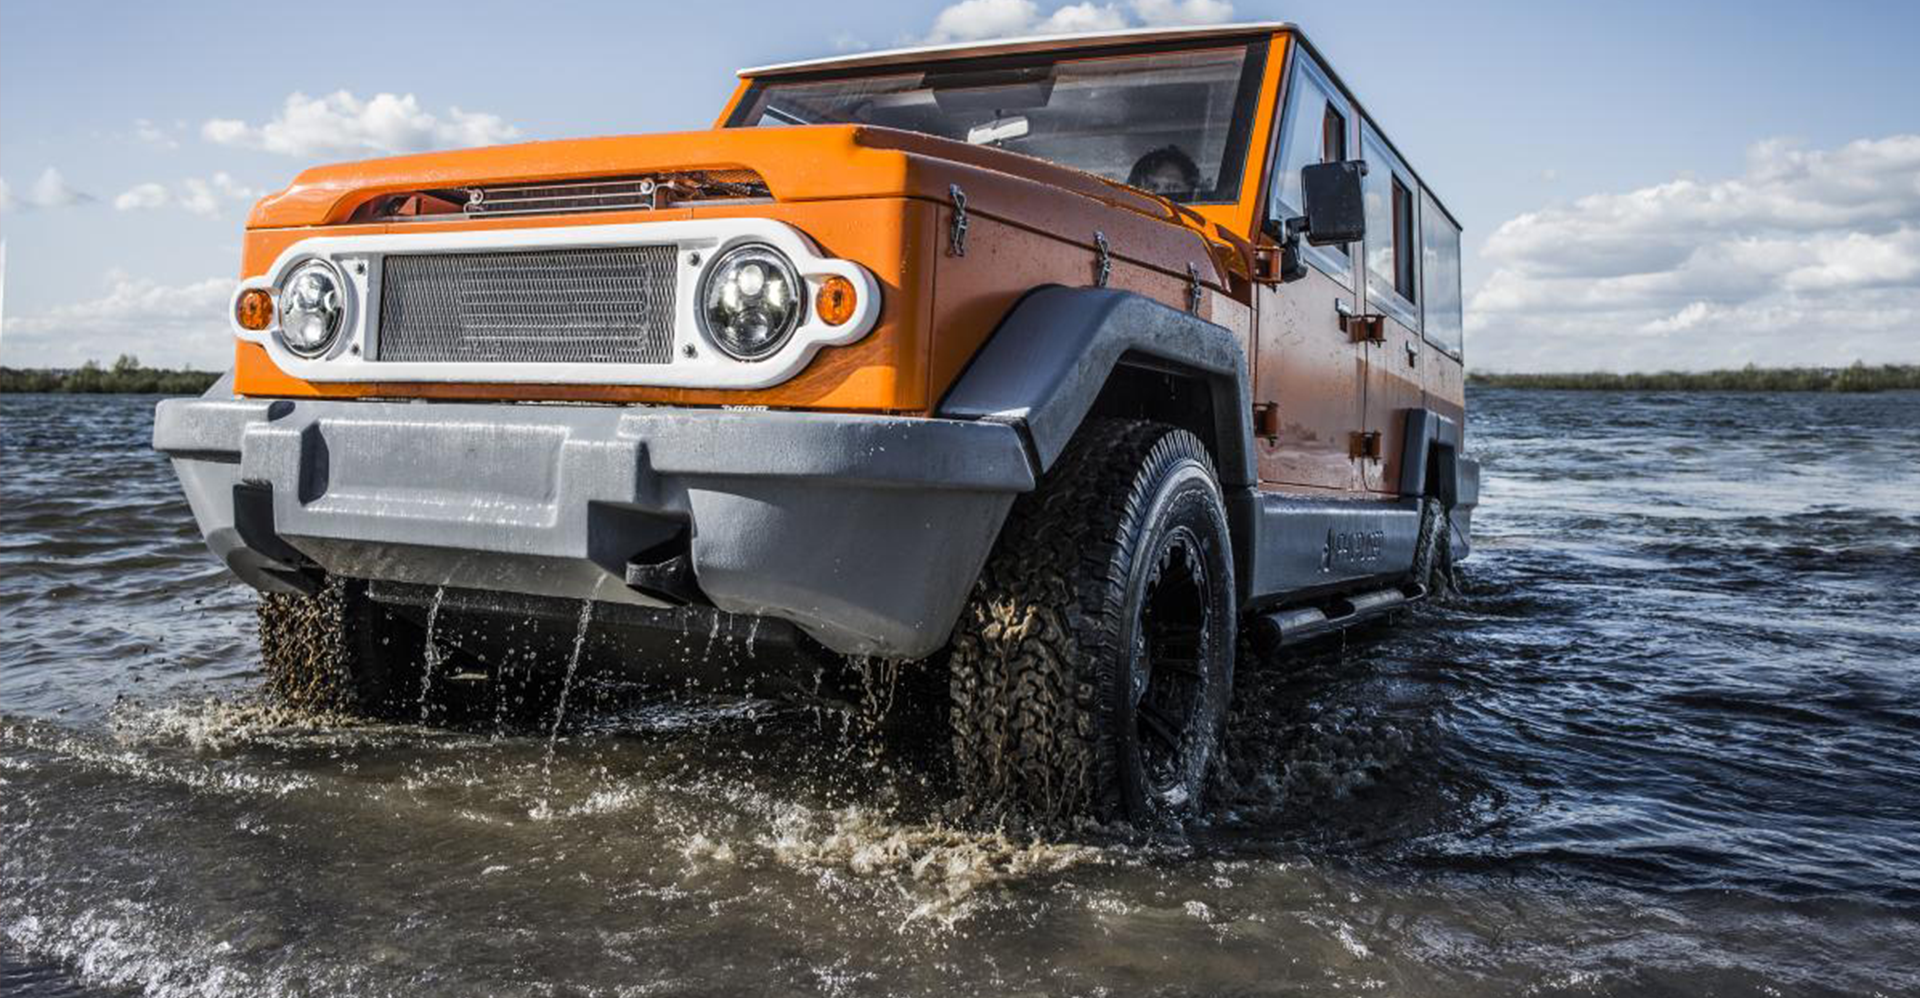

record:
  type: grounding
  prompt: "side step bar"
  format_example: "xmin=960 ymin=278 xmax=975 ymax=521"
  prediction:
xmin=1253 ymin=582 xmax=1428 ymax=649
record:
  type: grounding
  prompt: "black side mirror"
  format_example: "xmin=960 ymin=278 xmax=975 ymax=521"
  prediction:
xmin=1260 ymin=160 xmax=1368 ymax=282
xmin=1298 ymin=159 xmax=1367 ymax=245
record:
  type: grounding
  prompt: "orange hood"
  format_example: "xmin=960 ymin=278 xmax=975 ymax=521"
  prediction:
xmin=247 ymin=124 xmax=1209 ymax=235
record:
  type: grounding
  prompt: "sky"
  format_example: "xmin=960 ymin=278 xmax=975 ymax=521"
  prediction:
xmin=1 ymin=0 xmax=1916 ymax=373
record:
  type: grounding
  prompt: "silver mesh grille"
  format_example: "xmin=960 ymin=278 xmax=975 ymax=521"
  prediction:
xmin=459 ymin=172 xmax=770 ymax=218
xmin=376 ymin=247 xmax=677 ymax=365
xmin=464 ymin=177 xmax=660 ymax=216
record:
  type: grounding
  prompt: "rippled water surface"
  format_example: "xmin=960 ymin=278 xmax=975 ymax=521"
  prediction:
xmin=3 ymin=390 xmax=1918 ymax=997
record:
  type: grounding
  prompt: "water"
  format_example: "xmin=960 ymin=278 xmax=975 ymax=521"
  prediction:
xmin=3 ymin=390 xmax=1918 ymax=996
xmin=416 ymin=586 xmax=445 ymax=725
xmin=541 ymin=599 xmax=595 ymax=786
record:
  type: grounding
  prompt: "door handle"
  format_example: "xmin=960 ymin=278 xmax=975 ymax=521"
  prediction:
xmin=1404 ymin=339 xmax=1420 ymax=367
xmin=1335 ymin=299 xmax=1392 ymax=343
xmin=1336 ymin=299 xmax=1386 ymax=342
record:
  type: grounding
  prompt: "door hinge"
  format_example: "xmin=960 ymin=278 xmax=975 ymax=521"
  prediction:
xmin=1344 ymin=313 xmax=1386 ymax=343
xmin=1351 ymin=430 xmax=1383 ymax=461
xmin=947 ymin=184 xmax=969 ymax=257
xmin=1093 ymin=230 xmax=1112 ymax=287
xmin=1253 ymin=402 xmax=1280 ymax=441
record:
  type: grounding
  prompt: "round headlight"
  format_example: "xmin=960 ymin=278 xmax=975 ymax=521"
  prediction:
xmin=278 ymin=260 xmax=345 ymax=356
xmin=699 ymin=244 xmax=802 ymax=361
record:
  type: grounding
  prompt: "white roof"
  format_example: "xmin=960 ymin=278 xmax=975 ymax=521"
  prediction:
xmin=738 ymin=22 xmax=1292 ymax=78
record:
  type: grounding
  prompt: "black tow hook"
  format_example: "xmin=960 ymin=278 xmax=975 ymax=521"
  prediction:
xmin=624 ymin=547 xmax=704 ymax=607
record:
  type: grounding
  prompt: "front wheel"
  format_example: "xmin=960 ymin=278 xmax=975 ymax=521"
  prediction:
xmin=948 ymin=419 xmax=1237 ymax=827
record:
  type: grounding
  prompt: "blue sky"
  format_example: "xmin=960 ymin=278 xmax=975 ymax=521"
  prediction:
xmin=2 ymin=0 xmax=1916 ymax=371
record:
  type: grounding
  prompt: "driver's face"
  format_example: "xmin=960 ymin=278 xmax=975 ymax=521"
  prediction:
xmin=1141 ymin=164 xmax=1190 ymax=196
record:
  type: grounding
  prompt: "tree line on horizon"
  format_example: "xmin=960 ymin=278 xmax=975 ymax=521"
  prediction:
xmin=0 ymin=355 xmax=223 ymax=395
xmin=2 ymin=356 xmax=1916 ymax=395
xmin=1468 ymin=362 xmax=1918 ymax=392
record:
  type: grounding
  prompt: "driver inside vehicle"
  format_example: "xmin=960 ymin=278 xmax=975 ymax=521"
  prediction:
xmin=1127 ymin=145 xmax=1201 ymax=199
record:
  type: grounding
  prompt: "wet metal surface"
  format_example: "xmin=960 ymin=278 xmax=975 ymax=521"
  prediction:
xmin=2 ymin=390 xmax=1918 ymax=996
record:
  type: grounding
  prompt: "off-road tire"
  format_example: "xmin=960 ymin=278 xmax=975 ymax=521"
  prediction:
xmin=1409 ymin=496 xmax=1455 ymax=598
xmin=948 ymin=418 xmax=1237 ymax=827
xmin=257 ymin=577 xmax=427 ymax=716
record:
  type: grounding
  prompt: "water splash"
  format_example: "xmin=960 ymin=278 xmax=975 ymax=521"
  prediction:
xmin=762 ymin=802 xmax=1102 ymax=925
xmin=854 ymin=655 xmax=902 ymax=763
xmin=417 ymin=585 xmax=446 ymax=724
xmin=542 ymin=599 xmax=595 ymax=784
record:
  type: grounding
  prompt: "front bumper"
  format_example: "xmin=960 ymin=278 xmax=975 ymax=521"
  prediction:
xmin=153 ymin=382 xmax=1035 ymax=659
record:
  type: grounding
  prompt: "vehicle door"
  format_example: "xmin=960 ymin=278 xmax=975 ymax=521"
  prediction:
xmin=1357 ymin=124 xmax=1429 ymax=493
xmin=1254 ymin=50 xmax=1363 ymax=492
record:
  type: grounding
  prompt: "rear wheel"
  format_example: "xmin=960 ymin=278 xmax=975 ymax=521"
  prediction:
xmin=257 ymin=577 xmax=427 ymax=716
xmin=1409 ymin=496 xmax=1455 ymax=597
xmin=947 ymin=419 xmax=1237 ymax=827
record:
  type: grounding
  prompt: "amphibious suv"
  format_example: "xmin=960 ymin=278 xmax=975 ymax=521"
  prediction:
xmin=157 ymin=22 xmax=1478 ymax=825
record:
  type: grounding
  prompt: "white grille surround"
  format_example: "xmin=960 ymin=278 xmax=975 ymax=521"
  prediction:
xmin=230 ymin=219 xmax=881 ymax=389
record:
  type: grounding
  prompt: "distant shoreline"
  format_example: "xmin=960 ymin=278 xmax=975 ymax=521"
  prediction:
xmin=1470 ymin=363 xmax=1918 ymax=393
xmin=6 ymin=359 xmax=1917 ymax=395
xmin=2 ymin=358 xmax=222 ymax=395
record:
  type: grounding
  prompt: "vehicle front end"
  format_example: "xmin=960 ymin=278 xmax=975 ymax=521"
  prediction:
xmin=154 ymin=26 xmax=1260 ymax=662
xmin=155 ymin=130 xmax=1067 ymax=660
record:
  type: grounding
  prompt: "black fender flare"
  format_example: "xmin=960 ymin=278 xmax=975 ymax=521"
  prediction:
xmin=1399 ymin=407 xmax=1481 ymax=561
xmin=1397 ymin=408 xmax=1479 ymax=510
xmin=937 ymin=286 xmax=1256 ymax=490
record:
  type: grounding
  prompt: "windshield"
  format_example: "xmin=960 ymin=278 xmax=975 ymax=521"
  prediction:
xmin=727 ymin=41 xmax=1268 ymax=204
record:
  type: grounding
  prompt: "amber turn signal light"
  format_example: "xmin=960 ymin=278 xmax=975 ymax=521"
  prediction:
xmin=235 ymin=288 xmax=274 ymax=331
xmin=815 ymin=275 xmax=857 ymax=326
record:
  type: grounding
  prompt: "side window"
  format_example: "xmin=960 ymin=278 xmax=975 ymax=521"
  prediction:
xmin=1391 ymin=177 xmax=1416 ymax=301
xmin=1321 ymin=105 xmax=1349 ymax=258
xmin=1420 ymin=189 xmax=1464 ymax=357
xmin=1361 ymin=126 xmax=1419 ymax=329
xmin=1322 ymin=105 xmax=1347 ymax=164
xmin=1269 ymin=54 xmax=1353 ymax=283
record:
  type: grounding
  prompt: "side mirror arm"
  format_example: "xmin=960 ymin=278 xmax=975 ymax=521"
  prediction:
xmin=1261 ymin=215 xmax=1312 ymax=284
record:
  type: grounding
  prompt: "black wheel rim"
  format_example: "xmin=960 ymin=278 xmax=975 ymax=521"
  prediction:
xmin=1132 ymin=526 xmax=1212 ymax=812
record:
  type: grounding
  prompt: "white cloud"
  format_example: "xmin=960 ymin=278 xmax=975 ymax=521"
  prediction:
xmin=177 ymin=178 xmax=223 ymax=216
xmin=1469 ymin=134 xmax=1920 ymax=371
xmin=0 ymin=272 xmax=237 ymax=370
xmin=1130 ymin=0 xmax=1234 ymax=26
xmin=926 ymin=0 xmax=1045 ymax=42
xmin=201 ymin=90 xmax=520 ymax=159
xmin=2 ymin=168 xmax=95 ymax=212
xmin=829 ymin=32 xmax=871 ymax=53
xmin=112 ymin=173 xmax=261 ymax=217
xmin=183 ymin=173 xmax=260 ymax=216
xmin=201 ymin=118 xmax=250 ymax=146
xmin=114 ymin=182 xmax=171 ymax=211
xmin=921 ymin=0 xmax=1233 ymax=43
xmin=30 ymin=167 xmax=93 ymax=207
xmin=2 ymin=168 xmax=96 ymax=212
xmin=134 ymin=118 xmax=179 ymax=149
xmin=1038 ymin=3 xmax=1131 ymax=34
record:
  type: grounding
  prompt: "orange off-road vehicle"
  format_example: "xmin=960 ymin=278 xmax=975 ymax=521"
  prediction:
xmin=157 ymin=22 xmax=1477 ymax=824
